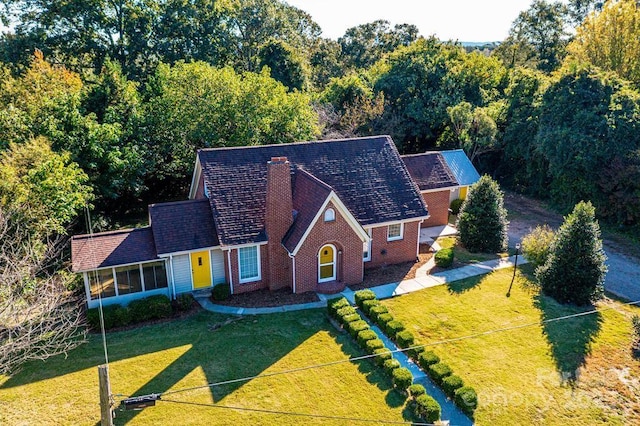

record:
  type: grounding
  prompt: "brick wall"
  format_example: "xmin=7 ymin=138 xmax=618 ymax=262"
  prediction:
xmin=294 ymin=201 xmax=364 ymax=293
xmin=365 ymin=221 xmax=420 ymax=268
xmin=226 ymin=245 xmax=270 ymax=294
xmin=421 ymin=190 xmax=450 ymax=227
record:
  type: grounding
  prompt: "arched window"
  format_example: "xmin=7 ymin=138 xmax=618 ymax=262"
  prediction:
xmin=324 ymin=208 xmax=335 ymax=222
xmin=318 ymin=244 xmax=336 ymax=282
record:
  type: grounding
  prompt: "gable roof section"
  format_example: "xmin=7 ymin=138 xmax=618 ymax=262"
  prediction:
xmin=71 ymin=227 xmax=157 ymax=272
xmin=402 ymin=152 xmax=458 ymax=191
xmin=440 ymin=149 xmax=480 ymax=186
xmin=282 ymin=169 xmax=332 ymax=253
xmin=198 ymin=135 xmax=429 ymax=246
xmin=149 ymin=199 xmax=219 ymax=255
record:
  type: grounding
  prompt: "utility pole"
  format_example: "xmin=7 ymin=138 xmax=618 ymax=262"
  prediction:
xmin=98 ymin=365 xmax=114 ymax=426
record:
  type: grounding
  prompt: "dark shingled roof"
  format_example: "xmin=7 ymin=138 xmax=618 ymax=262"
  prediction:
xmin=402 ymin=152 xmax=459 ymax=191
xmin=283 ymin=169 xmax=333 ymax=253
xmin=149 ymin=199 xmax=219 ymax=255
xmin=71 ymin=227 xmax=157 ymax=272
xmin=199 ymin=135 xmax=429 ymax=246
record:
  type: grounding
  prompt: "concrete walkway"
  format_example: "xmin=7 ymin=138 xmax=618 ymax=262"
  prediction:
xmin=194 ymin=255 xmax=527 ymax=315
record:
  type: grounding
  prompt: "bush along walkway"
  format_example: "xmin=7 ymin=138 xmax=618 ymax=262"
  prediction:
xmin=327 ymin=296 xmax=443 ymax=424
xmin=354 ymin=290 xmax=476 ymax=425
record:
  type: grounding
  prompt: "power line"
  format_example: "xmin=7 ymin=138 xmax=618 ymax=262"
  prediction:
xmin=158 ymin=297 xmax=640 ymax=398
xmin=160 ymin=398 xmax=438 ymax=425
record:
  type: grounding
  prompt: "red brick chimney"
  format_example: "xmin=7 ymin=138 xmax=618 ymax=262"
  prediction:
xmin=265 ymin=156 xmax=294 ymax=290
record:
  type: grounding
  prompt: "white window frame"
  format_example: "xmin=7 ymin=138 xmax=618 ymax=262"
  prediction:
xmin=387 ymin=223 xmax=404 ymax=241
xmin=363 ymin=228 xmax=372 ymax=262
xmin=238 ymin=245 xmax=261 ymax=284
xmin=324 ymin=208 xmax=335 ymax=222
xmin=318 ymin=244 xmax=337 ymax=283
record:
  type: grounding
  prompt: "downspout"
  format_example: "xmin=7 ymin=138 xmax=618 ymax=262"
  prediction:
xmin=288 ymin=253 xmax=296 ymax=293
xmin=416 ymin=220 xmax=424 ymax=260
xmin=169 ymin=255 xmax=177 ymax=299
xmin=226 ymin=249 xmax=234 ymax=294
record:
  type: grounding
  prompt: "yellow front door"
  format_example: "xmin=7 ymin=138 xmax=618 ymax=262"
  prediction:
xmin=319 ymin=245 xmax=335 ymax=282
xmin=191 ymin=251 xmax=211 ymax=289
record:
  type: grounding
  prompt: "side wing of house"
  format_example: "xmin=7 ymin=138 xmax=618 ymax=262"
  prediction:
xmin=440 ymin=149 xmax=480 ymax=202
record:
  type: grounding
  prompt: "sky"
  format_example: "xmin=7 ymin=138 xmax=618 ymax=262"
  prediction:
xmin=287 ymin=0 xmax=538 ymax=42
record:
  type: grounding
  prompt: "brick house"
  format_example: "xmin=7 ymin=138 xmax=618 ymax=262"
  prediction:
xmin=72 ymin=136 xmax=429 ymax=308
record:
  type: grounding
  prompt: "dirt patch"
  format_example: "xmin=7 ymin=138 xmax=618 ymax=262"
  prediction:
xmin=214 ymin=287 xmax=319 ymax=308
xmin=350 ymin=245 xmax=432 ymax=290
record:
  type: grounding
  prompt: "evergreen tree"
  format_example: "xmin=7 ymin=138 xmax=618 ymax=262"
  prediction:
xmin=536 ymin=201 xmax=607 ymax=305
xmin=456 ymin=175 xmax=509 ymax=253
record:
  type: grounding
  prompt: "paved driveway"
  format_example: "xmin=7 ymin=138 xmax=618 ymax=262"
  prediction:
xmin=504 ymin=192 xmax=640 ymax=302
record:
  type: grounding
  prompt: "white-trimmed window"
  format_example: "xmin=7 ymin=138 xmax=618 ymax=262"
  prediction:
xmin=387 ymin=223 xmax=404 ymax=241
xmin=88 ymin=268 xmax=116 ymax=299
xmin=324 ymin=208 xmax=335 ymax=222
xmin=363 ymin=228 xmax=372 ymax=262
xmin=238 ymin=245 xmax=261 ymax=283
xmin=318 ymin=244 xmax=336 ymax=282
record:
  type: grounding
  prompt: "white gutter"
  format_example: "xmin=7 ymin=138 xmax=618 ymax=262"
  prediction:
xmin=288 ymin=253 xmax=297 ymax=294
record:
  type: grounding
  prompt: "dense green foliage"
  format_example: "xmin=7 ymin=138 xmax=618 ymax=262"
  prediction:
xmin=428 ymin=362 xmax=453 ymax=385
xmin=536 ymin=201 xmax=607 ymax=305
xmin=211 ymin=283 xmax=231 ymax=301
xmin=521 ymin=225 xmax=555 ymax=267
xmin=457 ymin=175 xmax=509 ymax=253
xmin=414 ymin=394 xmax=441 ymax=423
xmin=454 ymin=386 xmax=478 ymax=414
xmin=87 ymin=295 xmax=174 ymax=330
xmin=391 ymin=367 xmax=413 ymax=391
xmin=434 ymin=248 xmax=454 ymax=268
xmin=418 ymin=351 xmax=440 ymax=369
xmin=442 ymin=374 xmax=465 ymax=398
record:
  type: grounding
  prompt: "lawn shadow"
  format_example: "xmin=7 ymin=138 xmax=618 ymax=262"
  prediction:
xmin=446 ymin=274 xmax=483 ymax=294
xmin=534 ymin=294 xmax=603 ymax=386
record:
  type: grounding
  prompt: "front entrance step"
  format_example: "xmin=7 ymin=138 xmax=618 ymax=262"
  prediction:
xmin=192 ymin=288 xmax=212 ymax=298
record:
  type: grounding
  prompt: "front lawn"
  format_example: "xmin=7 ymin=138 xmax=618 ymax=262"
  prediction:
xmin=381 ymin=265 xmax=640 ymax=425
xmin=436 ymin=236 xmax=510 ymax=265
xmin=0 ymin=310 xmax=408 ymax=425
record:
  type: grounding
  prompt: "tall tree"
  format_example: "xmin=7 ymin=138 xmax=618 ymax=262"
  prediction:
xmin=338 ymin=20 xmax=419 ymax=70
xmin=257 ymin=38 xmax=309 ymax=90
xmin=567 ymin=0 xmax=640 ymax=87
xmin=536 ymin=201 xmax=607 ymax=305
xmin=456 ymin=175 xmax=509 ymax=253
xmin=495 ymin=0 xmax=570 ymax=72
xmin=142 ymin=61 xmax=319 ymax=198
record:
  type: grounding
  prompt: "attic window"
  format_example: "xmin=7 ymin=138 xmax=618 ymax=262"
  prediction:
xmin=324 ymin=208 xmax=335 ymax=222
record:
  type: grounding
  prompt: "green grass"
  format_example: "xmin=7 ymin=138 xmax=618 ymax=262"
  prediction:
xmin=381 ymin=265 xmax=640 ymax=425
xmin=0 ymin=310 xmax=409 ymax=425
xmin=436 ymin=236 xmax=509 ymax=264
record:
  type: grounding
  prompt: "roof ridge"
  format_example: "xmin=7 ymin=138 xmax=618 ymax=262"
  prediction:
xmin=149 ymin=198 xmax=210 ymax=208
xmin=401 ymin=152 xmax=441 ymax=158
xmin=72 ymin=226 xmax=151 ymax=240
xmin=197 ymin=135 xmax=391 ymax=153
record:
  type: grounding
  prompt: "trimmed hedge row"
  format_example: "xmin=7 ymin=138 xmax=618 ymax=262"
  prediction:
xmin=87 ymin=294 xmax=192 ymax=331
xmin=327 ymin=296 xmax=414 ymax=394
xmin=353 ymin=290 xmax=477 ymax=417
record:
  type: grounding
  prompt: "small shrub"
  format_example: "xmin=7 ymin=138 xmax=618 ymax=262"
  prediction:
xmin=442 ymin=374 xmax=465 ymax=398
xmin=86 ymin=308 xmax=100 ymax=331
xmin=450 ymin=198 xmax=464 ymax=215
xmin=373 ymin=348 xmax=392 ymax=366
xmin=392 ymin=367 xmax=413 ymax=391
xmin=369 ymin=305 xmax=389 ymax=322
xmin=354 ymin=289 xmax=377 ymax=307
xmin=408 ymin=344 xmax=425 ymax=359
xmin=87 ymin=305 xmax=120 ymax=330
xmin=383 ymin=358 xmax=401 ymax=375
xmin=365 ymin=338 xmax=385 ymax=354
xmin=129 ymin=295 xmax=172 ymax=322
xmin=336 ymin=306 xmax=357 ymax=324
xmin=342 ymin=313 xmax=361 ymax=324
xmin=418 ymin=351 xmax=440 ymax=368
xmin=112 ymin=305 xmax=132 ymax=328
xmin=347 ymin=320 xmax=369 ymax=337
xmin=521 ymin=225 xmax=555 ymax=267
xmin=408 ymin=384 xmax=426 ymax=399
xmin=454 ymin=386 xmax=478 ymax=414
xmin=385 ymin=320 xmax=405 ymax=336
xmin=428 ymin=362 xmax=453 ymax=385
xmin=357 ymin=329 xmax=378 ymax=346
xmin=173 ymin=294 xmax=195 ymax=312
xmin=434 ymin=247 xmax=454 ymax=268
xmin=361 ymin=299 xmax=380 ymax=315
xmin=376 ymin=313 xmax=394 ymax=328
xmin=414 ymin=394 xmax=441 ymax=423
xmin=327 ymin=297 xmax=349 ymax=318
xmin=211 ymin=283 xmax=231 ymax=301
xmin=395 ymin=330 xmax=415 ymax=348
